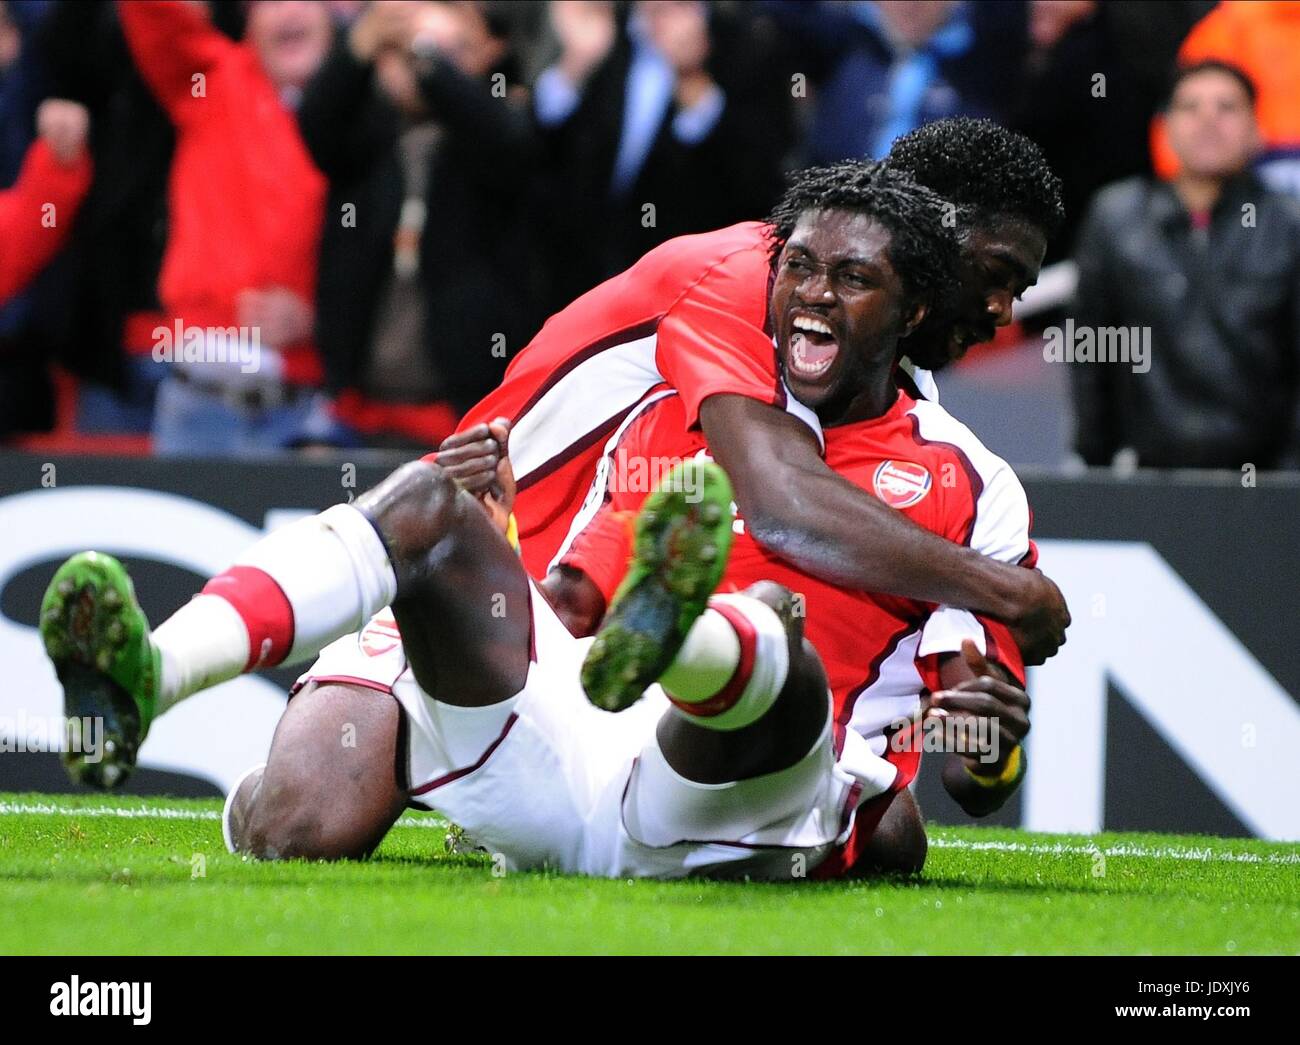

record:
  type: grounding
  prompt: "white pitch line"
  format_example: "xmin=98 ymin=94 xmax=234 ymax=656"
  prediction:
xmin=0 ymin=800 xmax=446 ymax=830
xmin=0 ymin=800 xmax=219 ymax=821
xmin=927 ymin=837 xmax=1300 ymax=865
xmin=2 ymin=801 xmax=1297 ymax=863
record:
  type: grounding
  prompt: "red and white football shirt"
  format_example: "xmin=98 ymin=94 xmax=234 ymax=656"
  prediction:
xmin=450 ymin=220 xmax=946 ymax=585
xmin=559 ymin=389 xmax=1037 ymax=771
xmin=449 ymin=222 xmax=821 ymax=580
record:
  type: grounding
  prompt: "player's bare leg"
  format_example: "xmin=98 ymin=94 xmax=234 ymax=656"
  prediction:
xmin=40 ymin=458 xmax=525 ymax=789
xmin=224 ymin=682 xmax=407 ymax=860
xmin=649 ymin=598 xmax=928 ymax=878
xmin=580 ymin=461 xmax=927 ymax=876
xmin=850 ymin=788 xmax=927 ymax=876
xmin=580 ymin=464 xmax=829 ymax=793
xmin=361 ymin=461 xmax=532 ymax=708
xmin=653 ymin=580 xmax=829 ymax=784
xmin=220 ymin=461 xmax=532 ymax=859
xmin=659 ymin=621 xmax=929 ymax=877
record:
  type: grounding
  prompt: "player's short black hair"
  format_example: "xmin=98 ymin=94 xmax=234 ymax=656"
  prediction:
xmin=885 ymin=117 xmax=1065 ymax=239
xmin=765 ymin=160 xmax=961 ymax=317
xmin=1166 ymin=59 xmax=1258 ymax=109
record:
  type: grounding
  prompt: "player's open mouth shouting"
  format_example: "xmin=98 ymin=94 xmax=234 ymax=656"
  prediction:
xmin=788 ymin=310 xmax=841 ymax=381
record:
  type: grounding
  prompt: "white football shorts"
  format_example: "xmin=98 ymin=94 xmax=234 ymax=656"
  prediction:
xmin=294 ymin=582 xmax=902 ymax=879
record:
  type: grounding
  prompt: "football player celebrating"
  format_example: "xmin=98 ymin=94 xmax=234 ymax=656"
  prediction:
xmin=443 ymin=166 xmax=1044 ymax=872
xmin=43 ymin=164 xmax=1033 ymax=879
xmin=452 ymin=118 xmax=1069 ymax=664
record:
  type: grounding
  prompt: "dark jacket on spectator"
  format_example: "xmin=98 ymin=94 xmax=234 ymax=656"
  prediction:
xmin=1070 ymin=172 xmax=1300 ymax=469
xmin=37 ymin=1 xmax=170 ymax=392
xmin=298 ymin=33 xmax=546 ymax=411
xmin=36 ymin=0 xmax=245 ymax=389
xmin=0 ymin=0 xmax=57 ymax=434
xmin=295 ymin=34 xmax=403 ymax=397
xmin=766 ymin=0 xmax=1028 ymax=165
xmin=1015 ymin=0 xmax=1214 ymax=259
xmin=535 ymin=9 xmax=792 ymax=314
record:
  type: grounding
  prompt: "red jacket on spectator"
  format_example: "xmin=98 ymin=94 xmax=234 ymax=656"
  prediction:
xmin=0 ymin=138 xmax=91 ymax=305
xmin=118 ymin=0 xmax=326 ymax=385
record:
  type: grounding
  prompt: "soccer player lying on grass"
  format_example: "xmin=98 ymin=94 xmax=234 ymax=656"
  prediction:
xmin=42 ymin=164 xmax=1032 ymax=878
xmin=440 ymin=175 xmax=1040 ymax=871
xmin=451 ymin=118 xmax=1069 ymax=666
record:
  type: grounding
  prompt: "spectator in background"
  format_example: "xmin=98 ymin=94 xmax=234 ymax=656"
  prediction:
xmin=119 ymin=0 xmax=344 ymax=457
xmin=1015 ymin=0 xmax=1213 ymax=258
xmin=1070 ymin=61 xmax=1300 ymax=470
xmin=300 ymin=0 xmax=545 ymax=432
xmin=534 ymin=0 xmax=791 ymax=313
xmin=768 ymin=0 xmax=1029 ymax=165
xmin=34 ymin=1 xmax=238 ymax=439
xmin=0 ymin=3 xmax=46 ymax=172
xmin=1152 ymin=0 xmax=1300 ymax=199
xmin=0 ymin=0 xmax=60 ymax=436
xmin=0 ymin=94 xmax=92 ymax=434
xmin=0 ymin=96 xmax=90 ymax=303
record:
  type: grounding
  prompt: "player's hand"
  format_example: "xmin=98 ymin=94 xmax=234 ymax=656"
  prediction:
xmin=349 ymin=0 xmax=418 ymax=62
xmin=550 ymin=0 xmax=616 ymax=85
xmin=375 ymin=49 xmax=426 ymax=117
xmin=1008 ymin=568 xmax=1069 ymax=666
xmin=436 ymin=420 xmax=507 ymax=494
xmin=411 ymin=0 xmax=467 ymax=63
xmin=36 ymin=99 xmax=90 ymax=166
xmin=927 ymin=640 xmax=1030 ymax=776
xmin=437 ymin=419 xmax=515 ymax=533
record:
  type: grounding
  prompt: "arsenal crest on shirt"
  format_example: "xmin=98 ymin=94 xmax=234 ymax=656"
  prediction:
xmin=872 ymin=460 xmax=933 ymax=509
xmin=358 ymin=612 xmax=402 ymax=658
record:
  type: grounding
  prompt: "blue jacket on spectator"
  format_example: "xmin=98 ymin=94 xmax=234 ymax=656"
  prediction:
xmin=767 ymin=0 xmax=1029 ymax=163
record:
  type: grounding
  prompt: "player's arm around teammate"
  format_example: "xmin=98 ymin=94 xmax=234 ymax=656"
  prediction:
xmin=697 ymin=392 xmax=1067 ymax=665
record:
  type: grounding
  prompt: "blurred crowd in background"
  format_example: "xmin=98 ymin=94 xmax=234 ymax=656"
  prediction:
xmin=0 ymin=0 xmax=1297 ymax=469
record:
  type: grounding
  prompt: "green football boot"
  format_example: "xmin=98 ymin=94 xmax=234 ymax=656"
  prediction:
xmin=39 ymin=551 xmax=161 ymax=789
xmin=581 ymin=458 xmax=734 ymax=712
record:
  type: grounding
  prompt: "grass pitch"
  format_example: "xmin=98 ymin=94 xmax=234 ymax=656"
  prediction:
xmin=2 ymin=791 xmax=1296 ymax=955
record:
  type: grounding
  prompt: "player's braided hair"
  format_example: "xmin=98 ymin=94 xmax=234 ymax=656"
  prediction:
xmin=885 ymin=117 xmax=1065 ymax=238
xmin=765 ymin=160 xmax=961 ymax=317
